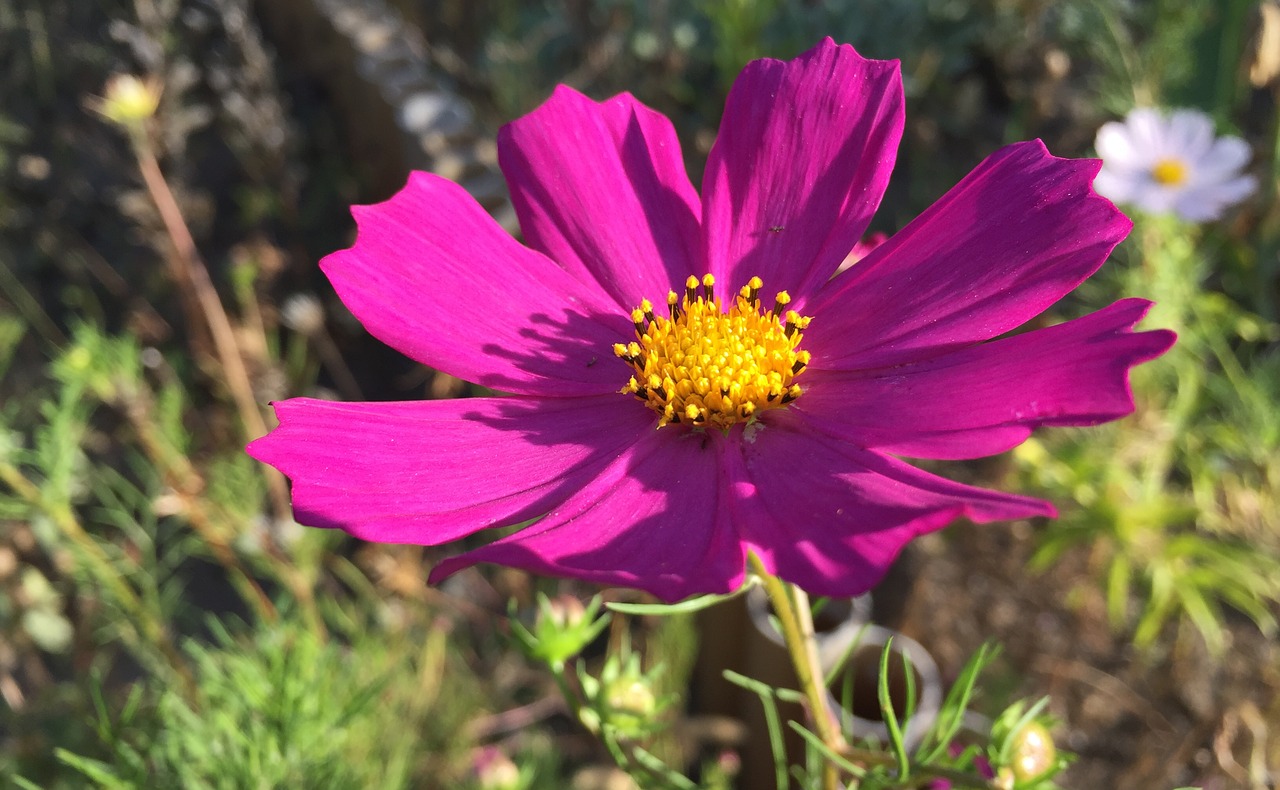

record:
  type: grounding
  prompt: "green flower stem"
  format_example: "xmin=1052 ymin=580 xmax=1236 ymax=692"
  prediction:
xmin=747 ymin=553 xmax=845 ymax=790
xmin=746 ymin=555 xmax=1003 ymax=790
xmin=549 ymin=665 xmax=584 ymax=722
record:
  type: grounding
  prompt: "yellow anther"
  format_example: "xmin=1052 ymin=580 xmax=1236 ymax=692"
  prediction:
xmin=616 ymin=274 xmax=812 ymax=429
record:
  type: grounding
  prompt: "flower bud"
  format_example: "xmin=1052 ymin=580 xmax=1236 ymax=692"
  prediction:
xmin=472 ymin=746 xmax=521 ymax=790
xmin=579 ymin=647 xmax=669 ymax=740
xmin=605 ymin=677 xmax=657 ymax=719
xmin=514 ymin=593 xmax=609 ymax=670
xmin=989 ymin=700 xmax=1064 ymax=786
xmin=95 ymin=74 xmax=162 ymax=128
xmin=599 ymin=673 xmax=659 ymax=739
xmin=1009 ymin=720 xmax=1056 ymax=781
xmin=715 ymin=750 xmax=741 ymax=778
xmin=537 ymin=593 xmax=586 ymax=631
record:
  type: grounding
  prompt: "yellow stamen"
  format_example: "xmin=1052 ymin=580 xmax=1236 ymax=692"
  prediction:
xmin=1151 ymin=158 xmax=1189 ymax=186
xmin=615 ymin=274 xmax=812 ymax=429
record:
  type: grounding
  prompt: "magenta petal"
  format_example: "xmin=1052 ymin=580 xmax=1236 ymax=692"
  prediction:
xmin=430 ymin=430 xmax=745 ymax=603
xmin=702 ymin=38 xmax=904 ymax=301
xmin=805 ymin=140 xmax=1132 ymax=370
xmin=247 ymin=395 xmax=652 ymax=545
xmin=322 ymin=172 xmax=631 ymax=396
xmin=729 ymin=415 xmax=1054 ymax=597
xmin=796 ymin=299 xmax=1177 ymax=460
xmin=499 ymin=87 xmax=702 ymax=311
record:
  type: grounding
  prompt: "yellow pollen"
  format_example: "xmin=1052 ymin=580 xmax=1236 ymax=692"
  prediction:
xmin=615 ymin=274 xmax=812 ymax=429
xmin=1151 ymin=158 xmax=1189 ymax=186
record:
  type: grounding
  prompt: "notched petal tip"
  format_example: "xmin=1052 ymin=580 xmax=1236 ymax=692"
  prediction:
xmin=1002 ymin=139 xmax=1132 ymax=236
xmin=704 ymin=35 xmax=905 ymax=301
xmin=246 ymin=395 xmax=656 ymax=549
xmin=243 ymin=398 xmax=305 ymax=467
xmin=498 ymin=81 xmax=703 ymax=311
xmin=799 ymin=296 xmax=1177 ymax=461
xmin=807 ymin=138 xmax=1139 ymax=371
xmin=317 ymin=170 xmax=628 ymax=397
xmin=805 ymin=35 xmax=901 ymax=72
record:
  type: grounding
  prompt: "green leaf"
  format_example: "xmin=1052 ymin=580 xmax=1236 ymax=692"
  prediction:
xmin=787 ymin=721 xmax=866 ymax=779
xmin=723 ymin=669 xmax=788 ymax=790
xmin=877 ymin=639 xmax=909 ymax=780
xmin=1105 ymin=554 xmax=1132 ymax=628
xmin=54 ymin=749 xmax=130 ymax=788
xmin=1175 ymin=585 xmax=1226 ymax=654
xmin=629 ymin=744 xmax=699 ymax=790
xmin=917 ymin=643 xmax=997 ymax=763
xmin=823 ymin=622 xmax=872 ymax=686
xmin=606 ymin=582 xmax=753 ymax=615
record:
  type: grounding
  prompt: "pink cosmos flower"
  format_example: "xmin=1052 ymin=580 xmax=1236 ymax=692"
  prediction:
xmin=247 ymin=39 xmax=1174 ymax=603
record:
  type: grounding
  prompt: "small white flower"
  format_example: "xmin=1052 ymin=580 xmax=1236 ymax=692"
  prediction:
xmin=1093 ymin=107 xmax=1257 ymax=221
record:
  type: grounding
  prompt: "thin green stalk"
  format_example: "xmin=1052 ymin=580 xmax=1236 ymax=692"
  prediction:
xmin=549 ymin=666 xmax=584 ymax=723
xmin=747 ymin=553 xmax=844 ymax=790
xmin=747 ymin=556 xmax=1004 ymax=789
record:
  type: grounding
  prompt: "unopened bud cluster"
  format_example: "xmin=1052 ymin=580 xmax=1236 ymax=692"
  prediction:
xmin=578 ymin=647 xmax=670 ymax=739
xmin=509 ymin=593 xmax=609 ymax=671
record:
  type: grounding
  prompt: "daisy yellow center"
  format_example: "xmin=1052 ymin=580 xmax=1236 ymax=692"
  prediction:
xmin=1151 ymin=158 xmax=1189 ymax=186
xmin=613 ymin=274 xmax=811 ymax=429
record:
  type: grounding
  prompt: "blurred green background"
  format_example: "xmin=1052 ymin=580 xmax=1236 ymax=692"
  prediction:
xmin=1 ymin=0 xmax=1277 ymax=787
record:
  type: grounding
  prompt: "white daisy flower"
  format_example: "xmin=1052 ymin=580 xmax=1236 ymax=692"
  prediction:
xmin=1093 ymin=107 xmax=1257 ymax=221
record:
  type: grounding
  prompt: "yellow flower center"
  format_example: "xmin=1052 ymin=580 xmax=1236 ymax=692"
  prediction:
xmin=1151 ymin=158 xmax=1189 ymax=186
xmin=614 ymin=274 xmax=811 ymax=429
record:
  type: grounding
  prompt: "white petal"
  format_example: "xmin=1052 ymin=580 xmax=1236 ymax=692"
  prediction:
xmin=1125 ymin=108 xmax=1170 ymax=153
xmin=1171 ymin=189 xmax=1226 ymax=221
xmin=1213 ymin=174 xmax=1259 ymax=203
xmin=1171 ymin=177 xmax=1255 ymax=221
xmin=1166 ymin=109 xmax=1216 ymax=158
xmin=1129 ymin=180 xmax=1181 ymax=215
xmin=1096 ymin=121 xmax=1141 ymax=166
xmin=1197 ymin=136 xmax=1251 ymax=179
xmin=1093 ymin=167 xmax=1138 ymax=203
